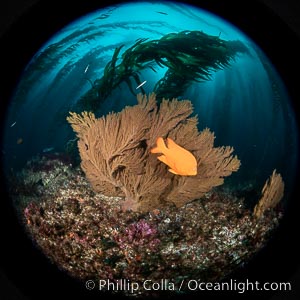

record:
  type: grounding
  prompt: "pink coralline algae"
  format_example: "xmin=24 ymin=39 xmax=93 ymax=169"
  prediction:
xmin=114 ymin=219 xmax=161 ymax=252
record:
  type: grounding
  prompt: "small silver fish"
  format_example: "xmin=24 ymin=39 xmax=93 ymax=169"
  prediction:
xmin=136 ymin=80 xmax=146 ymax=89
xmin=84 ymin=65 xmax=89 ymax=73
xmin=10 ymin=122 xmax=16 ymax=127
xmin=156 ymin=11 xmax=168 ymax=15
xmin=42 ymin=147 xmax=54 ymax=153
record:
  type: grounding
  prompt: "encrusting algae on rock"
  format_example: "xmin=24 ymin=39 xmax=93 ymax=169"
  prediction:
xmin=13 ymin=154 xmax=283 ymax=298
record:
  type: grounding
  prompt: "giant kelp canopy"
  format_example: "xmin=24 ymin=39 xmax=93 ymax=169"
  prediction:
xmin=75 ymin=30 xmax=249 ymax=112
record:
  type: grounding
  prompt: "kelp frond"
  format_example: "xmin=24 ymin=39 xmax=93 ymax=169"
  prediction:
xmin=74 ymin=30 xmax=249 ymax=113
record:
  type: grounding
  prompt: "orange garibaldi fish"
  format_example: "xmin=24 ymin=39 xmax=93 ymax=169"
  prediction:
xmin=150 ymin=137 xmax=197 ymax=176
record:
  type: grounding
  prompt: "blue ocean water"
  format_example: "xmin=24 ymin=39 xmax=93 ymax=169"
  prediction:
xmin=3 ymin=1 xmax=298 ymax=197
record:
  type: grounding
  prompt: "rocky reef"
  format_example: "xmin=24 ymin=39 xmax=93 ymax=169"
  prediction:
xmin=10 ymin=153 xmax=282 ymax=298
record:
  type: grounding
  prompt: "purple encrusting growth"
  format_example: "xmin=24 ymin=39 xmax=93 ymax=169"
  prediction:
xmin=10 ymin=154 xmax=282 ymax=297
xmin=114 ymin=219 xmax=161 ymax=251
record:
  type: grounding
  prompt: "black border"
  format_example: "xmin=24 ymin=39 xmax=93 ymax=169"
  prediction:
xmin=0 ymin=1 xmax=299 ymax=299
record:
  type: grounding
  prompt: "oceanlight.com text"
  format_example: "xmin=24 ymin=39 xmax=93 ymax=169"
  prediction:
xmin=85 ymin=278 xmax=292 ymax=294
xmin=185 ymin=279 xmax=292 ymax=293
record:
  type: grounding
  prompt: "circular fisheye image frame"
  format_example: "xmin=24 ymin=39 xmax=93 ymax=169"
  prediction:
xmin=0 ymin=0 xmax=300 ymax=300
